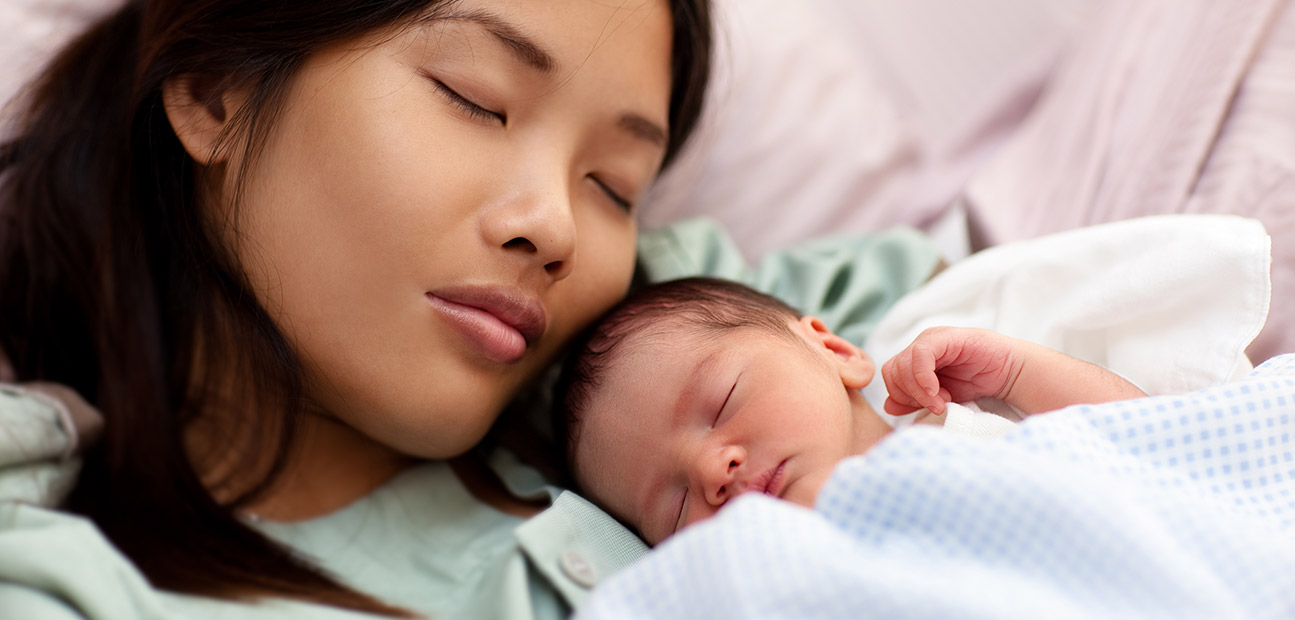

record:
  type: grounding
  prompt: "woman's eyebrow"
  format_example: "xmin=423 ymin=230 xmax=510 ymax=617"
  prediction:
xmin=443 ymin=9 xmax=556 ymax=75
xmin=620 ymin=114 xmax=667 ymax=148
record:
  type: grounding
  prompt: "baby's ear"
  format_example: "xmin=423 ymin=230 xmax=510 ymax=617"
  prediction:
xmin=796 ymin=316 xmax=874 ymax=389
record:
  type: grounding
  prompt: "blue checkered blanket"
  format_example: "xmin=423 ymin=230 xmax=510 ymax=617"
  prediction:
xmin=578 ymin=355 xmax=1295 ymax=619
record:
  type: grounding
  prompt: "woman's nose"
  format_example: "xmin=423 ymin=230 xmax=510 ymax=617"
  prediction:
xmin=481 ymin=181 xmax=577 ymax=281
xmin=697 ymin=445 xmax=746 ymax=507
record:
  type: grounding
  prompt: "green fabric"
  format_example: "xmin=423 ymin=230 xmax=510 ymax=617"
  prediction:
xmin=0 ymin=386 xmax=72 ymax=465
xmin=0 ymin=456 xmax=625 ymax=619
xmin=0 ymin=217 xmax=938 ymax=618
xmin=637 ymin=217 xmax=941 ymax=347
xmin=515 ymin=492 xmax=649 ymax=609
xmin=0 ymin=387 xmax=82 ymax=508
xmin=0 ymin=505 xmax=174 ymax=620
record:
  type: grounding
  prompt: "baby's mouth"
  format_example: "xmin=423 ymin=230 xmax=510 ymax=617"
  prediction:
xmin=750 ymin=459 xmax=788 ymax=497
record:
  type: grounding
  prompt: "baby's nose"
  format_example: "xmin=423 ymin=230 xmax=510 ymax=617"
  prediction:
xmin=700 ymin=445 xmax=745 ymax=506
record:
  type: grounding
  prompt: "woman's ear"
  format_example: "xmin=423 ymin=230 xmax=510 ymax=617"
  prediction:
xmin=796 ymin=316 xmax=875 ymax=389
xmin=162 ymin=74 xmax=241 ymax=165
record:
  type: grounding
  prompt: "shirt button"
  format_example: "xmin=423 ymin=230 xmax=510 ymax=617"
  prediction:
xmin=559 ymin=549 xmax=598 ymax=588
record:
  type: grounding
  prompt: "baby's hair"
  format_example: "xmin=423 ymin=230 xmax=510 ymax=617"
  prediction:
xmin=553 ymin=277 xmax=800 ymax=480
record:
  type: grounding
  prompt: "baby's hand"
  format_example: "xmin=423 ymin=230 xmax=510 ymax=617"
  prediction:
xmin=881 ymin=327 xmax=1024 ymax=416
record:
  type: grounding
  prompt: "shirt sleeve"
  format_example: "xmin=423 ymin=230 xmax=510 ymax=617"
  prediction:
xmin=0 ymin=385 xmax=81 ymax=507
xmin=0 ymin=583 xmax=88 ymax=620
xmin=0 ymin=503 xmax=175 ymax=620
xmin=0 ymin=385 xmax=79 ymax=463
xmin=636 ymin=217 xmax=941 ymax=346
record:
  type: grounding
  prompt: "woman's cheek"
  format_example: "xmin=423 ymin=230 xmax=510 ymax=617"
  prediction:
xmin=582 ymin=216 xmax=637 ymax=314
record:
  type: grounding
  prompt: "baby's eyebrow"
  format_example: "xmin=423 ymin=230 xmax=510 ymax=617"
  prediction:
xmin=672 ymin=350 xmax=722 ymax=429
xmin=632 ymin=351 xmax=720 ymax=541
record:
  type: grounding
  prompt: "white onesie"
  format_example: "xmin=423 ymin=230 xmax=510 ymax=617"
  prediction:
xmin=908 ymin=401 xmax=1018 ymax=439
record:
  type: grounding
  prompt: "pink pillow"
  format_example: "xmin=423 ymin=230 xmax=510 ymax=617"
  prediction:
xmin=639 ymin=0 xmax=923 ymax=258
xmin=0 ymin=0 xmax=117 ymax=138
xmin=640 ymin=0 xmax=1092 ymax=259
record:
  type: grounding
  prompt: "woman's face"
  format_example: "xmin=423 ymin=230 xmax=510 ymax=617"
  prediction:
xmin=221 ymin=0 xmax=673 ymax=457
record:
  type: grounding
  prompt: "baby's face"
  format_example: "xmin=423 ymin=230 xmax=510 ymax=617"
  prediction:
xmin=573 ymin=320 xmax=875 ymax=545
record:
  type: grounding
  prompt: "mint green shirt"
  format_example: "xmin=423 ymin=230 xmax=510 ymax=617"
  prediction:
xmin=0 ymin=217 xmax=938 ymax=619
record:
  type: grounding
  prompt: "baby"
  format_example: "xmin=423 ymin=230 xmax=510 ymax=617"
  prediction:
xmin=554 ymin=277 xmax=1146 ymax=545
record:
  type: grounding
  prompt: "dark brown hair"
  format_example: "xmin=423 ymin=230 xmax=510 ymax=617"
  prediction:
xmin=553 ymin=277 xmax=800 ymax=481
xmin=0 ymin=0 xmax=711 ymax=614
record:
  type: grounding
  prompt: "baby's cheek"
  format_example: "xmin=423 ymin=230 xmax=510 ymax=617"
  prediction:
xmin=784 ymin=473 xmax=829 ymax=510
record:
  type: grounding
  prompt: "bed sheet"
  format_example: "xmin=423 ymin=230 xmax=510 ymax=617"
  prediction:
xmin=578 ymin=354 xmax=1295 ymax=620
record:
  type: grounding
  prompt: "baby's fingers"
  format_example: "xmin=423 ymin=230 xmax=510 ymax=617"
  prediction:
xmin=909 ymin=346 xmax=943 ymax=404
xmin=882 ymin=347 xmax=945 ymax=415
xmin=880 ymin=357 xmax=918 ymax=415
xmin=883 ymin=395 xmax=921 ymax=416
xmin=902 ymin=345 xmax=947 ymax=414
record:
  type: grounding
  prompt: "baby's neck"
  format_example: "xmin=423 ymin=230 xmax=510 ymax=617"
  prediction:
xmin=850 ymin=394 xmax=895 ymax=455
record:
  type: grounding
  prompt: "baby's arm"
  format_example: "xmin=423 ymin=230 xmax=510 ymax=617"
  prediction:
xmin=882 ymin=327 xmax=1146 ymax=416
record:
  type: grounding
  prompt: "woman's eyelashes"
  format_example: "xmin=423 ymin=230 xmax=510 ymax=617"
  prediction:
xmin=589 ymin=175 xmax=633 ymax=211
xmin=424 ymin=74 xmax=504 ymax=124
xmin=423 ymin=73 xmax=635 ymax=212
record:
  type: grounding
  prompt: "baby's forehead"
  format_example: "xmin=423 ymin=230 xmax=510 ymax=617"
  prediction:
xmin=582 ymin=319 xmax=717 ymax=404
xmin=603 ymin=313 xmax=709 ymax=352
xmin=602 ymin=310 xmax=806 ymax=368
xmin=606 ymin=317 xmax=724 ymax=364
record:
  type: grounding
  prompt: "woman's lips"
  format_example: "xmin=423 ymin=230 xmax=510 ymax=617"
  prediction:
xmin=425 ymin=287 xmax=547 ymax=364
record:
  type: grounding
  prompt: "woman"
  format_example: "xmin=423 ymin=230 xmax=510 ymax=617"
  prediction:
xmin=0 ymin=0 xmax=940 ymax=617
xmin=0 ymin=0 xmax=709 ymax=616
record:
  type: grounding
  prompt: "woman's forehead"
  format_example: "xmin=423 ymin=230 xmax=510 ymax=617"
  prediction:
xmin=373 ymin=0 xmax=675 ymax=145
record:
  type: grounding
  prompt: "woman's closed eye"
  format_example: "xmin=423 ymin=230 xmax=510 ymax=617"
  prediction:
xmin=421 ymin=72 xmax=504 ymax=125
xmin=588 ymin=175 xmax=633 ymax=211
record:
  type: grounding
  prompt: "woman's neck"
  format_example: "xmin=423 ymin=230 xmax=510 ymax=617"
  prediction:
xmin=187 ymin=407 xmax=417 ymax=522
xmin=242 ymin=414 xmax=419 ymax=521
xmin=184 ymin=323 xmax=418 ymax=521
